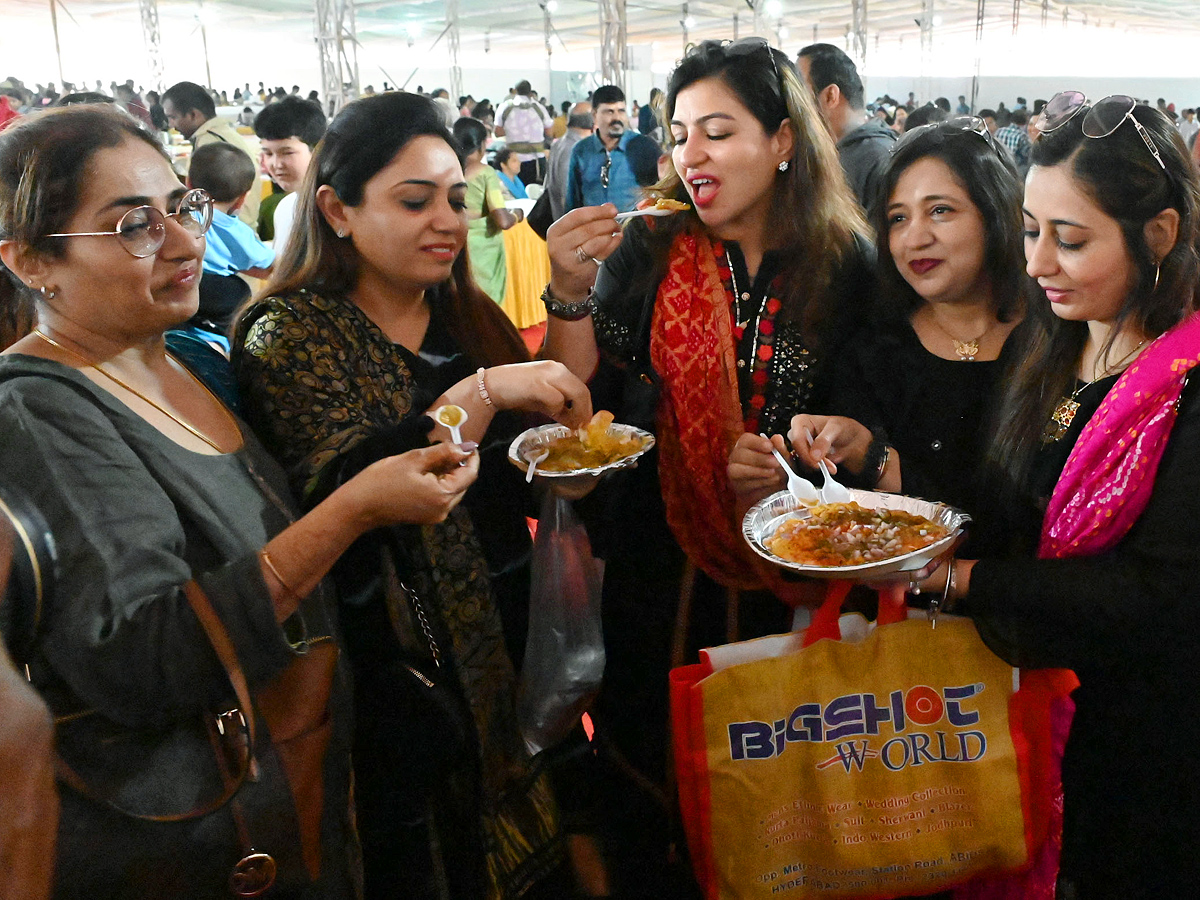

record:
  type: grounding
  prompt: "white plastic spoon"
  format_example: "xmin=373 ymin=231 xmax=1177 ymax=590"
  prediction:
xmin=613 ymin=205 xmax=687 ymax=223
xmin=760 ymin=433 xmax=820 ymax=506
xmin=803 ymin=427 xmax=853 ymax=504
xmin=525 ymin=448 xmax=549 ymax=483
xmin=434 ymin=404 xmax=468 ymax=445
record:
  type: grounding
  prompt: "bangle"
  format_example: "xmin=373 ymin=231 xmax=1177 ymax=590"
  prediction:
xmin=260 ymin=548 xmax=299 ymax=599
xmin=541 ymin=284 xmax=594 ymax=321
xmin=863 ymin=439 xmax=891 ymax=487
xmin=476 ymin=367 xmax=493 ymax=407
xmin=927 ymin=557 xmax=955 ymax=627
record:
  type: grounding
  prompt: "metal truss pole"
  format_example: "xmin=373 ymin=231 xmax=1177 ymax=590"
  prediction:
xmin=919 ymin=0 xmax=933 ymax=99
xmin=851 ymin=0 xmax=868 ymax=64
xmin=138 ymin=0 xmax=165 ymax=93
xmin=970 ymin=0 xmax=985 ymax=114
xmin=599 ymin=0 xmax=627 ymax=93
xmin=447 ymin=0 xmax=463 ymax=105
xmin=315 ymin=0 xmax=360 ymax=114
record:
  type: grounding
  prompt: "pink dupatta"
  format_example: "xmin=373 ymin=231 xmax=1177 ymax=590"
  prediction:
xmin=957 ymin=312 xmax=1200 ymax=900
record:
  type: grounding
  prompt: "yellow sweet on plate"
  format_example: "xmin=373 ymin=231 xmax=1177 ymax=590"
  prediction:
xmin=535 ymin=411 xmax=650 ymax=472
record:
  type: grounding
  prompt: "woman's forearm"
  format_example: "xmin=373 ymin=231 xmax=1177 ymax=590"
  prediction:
xmin=542 ymin=315 xmax=600 ymax=384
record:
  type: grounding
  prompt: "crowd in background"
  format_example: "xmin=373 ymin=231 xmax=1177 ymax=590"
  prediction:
xmin=2 ymin=35 xmax=1200 ymax=900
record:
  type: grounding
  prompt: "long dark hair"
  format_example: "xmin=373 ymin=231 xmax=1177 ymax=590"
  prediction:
xmin=872 ymin=121 xmax=1026 ymax=324
xmin=987 ymin=101 xmax=1200 ymax=495
xmin=634 ymin=39 xmax=868 ymax=347
xmin=256 ymin=92 xmax=528 ymax=367
xmin=0 ymin=105 xmax=167 ymax=348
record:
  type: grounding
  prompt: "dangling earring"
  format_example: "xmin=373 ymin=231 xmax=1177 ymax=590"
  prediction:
xmin=777 ymin=160 xmax=790 ymax=172
xmin=39 ymin=285 xmax=56 ymax=300
xmin=1152 ymin=261 xmax=1161 ymax=292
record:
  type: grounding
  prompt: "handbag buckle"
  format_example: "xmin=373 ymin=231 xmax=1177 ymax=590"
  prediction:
xmin=230 ymin=851 xmax=277 ymax=897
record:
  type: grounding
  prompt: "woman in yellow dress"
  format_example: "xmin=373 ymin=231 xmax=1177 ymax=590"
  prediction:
xmin=454 ymin=117 xmax=521 ymax=305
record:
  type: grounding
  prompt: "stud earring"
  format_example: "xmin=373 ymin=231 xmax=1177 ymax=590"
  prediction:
xmin=337 ymin=229 xmax=347 ymax=238
xmin=777 ymin=160 xmax=789 ymax=172
xmin=39 ymin=285 xmax=56 ymax=300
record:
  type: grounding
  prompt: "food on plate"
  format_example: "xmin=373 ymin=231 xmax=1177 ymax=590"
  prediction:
xmin=535 ymin=411 xmax=649 ymax=472
xmin=764 ymin=501 xmax=948 ymax=567
xmin=653 ymin=197 xmax=691 ymax=211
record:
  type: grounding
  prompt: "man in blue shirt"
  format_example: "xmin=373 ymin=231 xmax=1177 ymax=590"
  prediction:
xmin=565 ymin=84 xmax=661 ymax=213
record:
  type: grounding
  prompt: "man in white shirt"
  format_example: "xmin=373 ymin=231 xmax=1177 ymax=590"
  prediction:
xmin=494 ymin=80 xmax=553 ymax=184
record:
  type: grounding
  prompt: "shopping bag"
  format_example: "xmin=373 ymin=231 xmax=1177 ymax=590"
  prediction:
xmin=517 ymin=490 xmax=606 ymax=755
xmin=671 ymin=583 xmax=1074 ymax=900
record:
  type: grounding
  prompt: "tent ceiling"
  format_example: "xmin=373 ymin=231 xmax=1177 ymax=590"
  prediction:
xmin=14 ymin=0 xmax=1200 ymax=59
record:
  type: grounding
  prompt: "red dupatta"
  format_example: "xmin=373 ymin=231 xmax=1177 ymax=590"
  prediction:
xmin=650 ymin=230 xmax=818 ymax=606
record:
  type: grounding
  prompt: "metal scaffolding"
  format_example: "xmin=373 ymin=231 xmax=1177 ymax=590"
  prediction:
xmin=447 ymin=0 xmax=463 ymax=105
xmin=851 ymin=0 xmax=868 ymax=64
xmin=138 ymin=0 xmax=164 ymax=93
xmin=315 ymin=0 xmax=360 ymax=113
xmin=970 ymin=0 xmax=986 ymax=112
xmin=598 ymin=0 xmax=628 ymax=93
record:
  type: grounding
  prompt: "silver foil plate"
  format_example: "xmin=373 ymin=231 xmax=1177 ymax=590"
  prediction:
xmin=742 ymin=488 xmax=970 ymax=579
xmin=507 ymin=423 xmax=655 ymax=479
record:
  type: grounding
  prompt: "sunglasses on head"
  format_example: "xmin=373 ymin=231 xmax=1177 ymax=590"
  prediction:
xmin=1038 ymin=91 xmax=1166 ymax=171
xmin=893 ymin=115 xmax=1001 ymax=156
xmin=721 ymin=38 xmax=785 ymax=101
xmin=47 ymin=188 xmax=214 ymax=258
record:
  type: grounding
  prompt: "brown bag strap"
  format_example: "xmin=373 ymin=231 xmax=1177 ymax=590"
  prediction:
xmin=54 ymin=580 xmax=257 ymax=822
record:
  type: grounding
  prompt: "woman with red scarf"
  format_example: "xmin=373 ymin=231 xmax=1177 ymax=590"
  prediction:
xmin=879 ymin=95 xmax=1200 ymax=898
xmin=541 ymin=40 xmax=873 ymax=897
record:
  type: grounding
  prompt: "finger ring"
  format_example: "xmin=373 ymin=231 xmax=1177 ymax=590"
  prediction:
xmin=574 ymin=245 xmax=589 ymax=264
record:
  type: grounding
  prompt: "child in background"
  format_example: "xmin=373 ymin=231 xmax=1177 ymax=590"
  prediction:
xmin=186 ymin=142 xmax=275 ymax=340
xmin=253 ymin=96 xmax=327 ymax=253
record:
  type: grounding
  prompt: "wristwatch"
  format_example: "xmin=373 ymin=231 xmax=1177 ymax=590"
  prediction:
xmin=541 ymin=284 xmax=594 ymax=321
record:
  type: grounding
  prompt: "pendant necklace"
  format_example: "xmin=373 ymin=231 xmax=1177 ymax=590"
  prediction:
xmin=926 ymin=311 xmax=994 ymax=362
xmin=32 ymin=328 xmax=236 ymax=453
xmin=1042 ymin=338 xmax=1149 ymax=443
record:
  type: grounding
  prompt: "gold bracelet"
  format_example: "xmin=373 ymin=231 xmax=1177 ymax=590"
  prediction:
xmin=259 ymin=548 xmax=299 ymax=599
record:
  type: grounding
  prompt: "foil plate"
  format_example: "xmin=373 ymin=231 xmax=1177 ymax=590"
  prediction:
xmin=507 ymin=423 xmax=655 ymax=479
xmin=743 ymin=488 xmax=970 ymax=579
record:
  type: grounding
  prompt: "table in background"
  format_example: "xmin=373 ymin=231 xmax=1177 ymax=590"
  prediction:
xmin=501 ymin=219 xmax=550 ymax=330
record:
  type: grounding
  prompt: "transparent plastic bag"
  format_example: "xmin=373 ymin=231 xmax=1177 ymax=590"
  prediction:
xmin=517 ymin=490 xmax=606 ymax=756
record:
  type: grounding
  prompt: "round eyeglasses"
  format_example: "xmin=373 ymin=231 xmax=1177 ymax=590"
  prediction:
xmin=47 ymin=188 xmax=214 ymax=258
xmin=1038 ymin=91 xmax=1166 ymax=171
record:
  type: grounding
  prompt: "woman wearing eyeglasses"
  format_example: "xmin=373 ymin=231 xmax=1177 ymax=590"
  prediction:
xmin=921 ymin=95 xmax=1200 ymax=896
xmin=776 ymin=119 xmax=1025 ymax=553
xmin=0 ymin=105 xmax=481 ymax=898
xmin=541 ymin=38 xmax=873 ymax=895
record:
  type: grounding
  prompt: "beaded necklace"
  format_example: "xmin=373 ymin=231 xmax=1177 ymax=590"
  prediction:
xmin=714 ymin=241 xmax=783 ymax=434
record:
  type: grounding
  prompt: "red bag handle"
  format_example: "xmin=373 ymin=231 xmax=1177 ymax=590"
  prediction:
xmin=801 ymin=581 xmax=909 ymax=648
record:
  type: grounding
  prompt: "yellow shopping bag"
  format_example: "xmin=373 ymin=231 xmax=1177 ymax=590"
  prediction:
xmin=671 ymin=585 xmax=1064 ymax=900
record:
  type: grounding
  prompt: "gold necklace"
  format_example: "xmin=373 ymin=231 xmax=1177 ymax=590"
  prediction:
xmin=1042 ymin=339 xmax=1149 ymax=444
xmin=31 ymin=328 xmax=236 ymax=453
xmin=925 ymin=311 xmax=995 ymax=362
